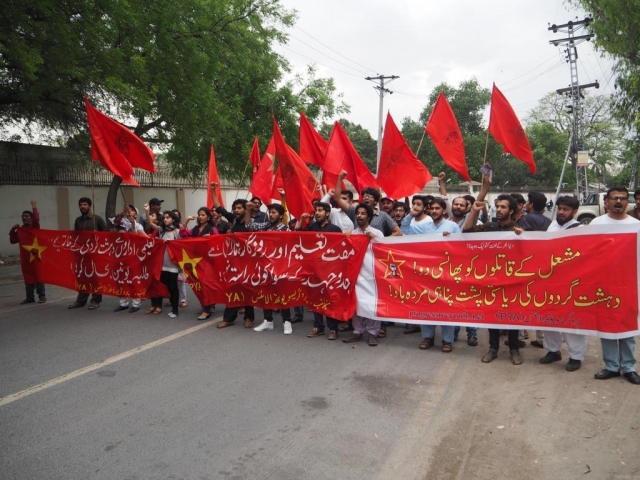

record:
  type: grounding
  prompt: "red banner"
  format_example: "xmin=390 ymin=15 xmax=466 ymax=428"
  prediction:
xmin=167 ymin=233 xmax=370 ymax=320
xmin=17 ymin=228 xmax=167 ymax=298
xmin=356 ymin=226 xmax=640 ymax=339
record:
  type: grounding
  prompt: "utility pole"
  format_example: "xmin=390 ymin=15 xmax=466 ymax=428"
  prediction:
xmin=365 ymin=74 xmax=399 ymax=174
xmin=549 ymin=17 xmax=598 ymax=202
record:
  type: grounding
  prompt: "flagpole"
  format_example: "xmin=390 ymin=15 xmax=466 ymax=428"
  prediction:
xmin=482 ymin=128 xmax=490 ymax=163
xmin=414 ymin=129 xmax=427 ymax=157
xmin=91 ymin=162 xmax=96 ymax=231
xmin=237 ymin=159 xmax=252 ymax=200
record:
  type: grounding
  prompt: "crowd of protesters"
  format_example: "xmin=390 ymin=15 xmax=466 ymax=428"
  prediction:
xmin=8 ymin=174 xmax=640 ymax=385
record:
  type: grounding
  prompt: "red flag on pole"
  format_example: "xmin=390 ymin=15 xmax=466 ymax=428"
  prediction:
xmin=488 ymin=84 xmax=536 ymax=174
xmin=206 ymin=145 xmax=224 ymax=209
xmin=322 ymin=121 xmax=377 ymax=193
xmin=272 ymin=117 xmax=317 ymax=220
xmin=85 ymin=97 xmax=140 ymax=185
xmin=85 ymin=97 xmax=155 ymax=174
xmin=425 ymin=93 xmax=470 ymax=181
xmin=249 ymin=137 xmax=261 ymax=184
xmin=378 ymin=113 xmax=433 ymax=198
xmin=299 ymin=112 xmax=327 ymax=167
xmin=249 ymin=136 xmax=276 ymax=204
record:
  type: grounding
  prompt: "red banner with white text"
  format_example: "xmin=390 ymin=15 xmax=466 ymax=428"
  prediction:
xmin=356 ymin=226 xmax=640 ymax=339
xmin=167 ymin=233 xmax=370 ymax=320
xmin=17 ymin=229 xmax=168 ymax=298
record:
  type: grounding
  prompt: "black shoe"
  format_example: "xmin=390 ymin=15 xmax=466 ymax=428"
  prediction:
xmin=114 ymin=305 xmax=129 ymax=312
xmin=68 ymin=302 xmax=85 ymax=309
xmin=623 ymin=372 xmax=640 ymax=384
xmin=20 ymin=299 xmax=35 ymax=305
xmin=566 ymin=359 xmax=581 ymax=371
xmin=342 ymin=333 xmax=363 ymax=343
xmin=539 ymin=351 xmax=562 ymax=364
xmin=128 ymin=306 xmax=140 ymax=313
xmin=290 ymin=317 xmax=303 ymax=324
xmin=467 ymin=336 xmax=478 ymax=347
xmin=594 ymin=369 xmax=621 ymax=380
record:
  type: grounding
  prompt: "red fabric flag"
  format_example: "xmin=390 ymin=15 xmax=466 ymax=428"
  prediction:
xmin=322 ymin=121 xmax=377 ymax=194
xmin=488 ymin=84 xmax=536 ymax=174
xmin=206 ymin=145 xmax=224 ymax=209
xmin=249 ymin=137 xmax=261 ymax=184
xmin=85 ymin=98 xmax=139 ymax=185
xmin=272 ymin=117 xmax=317 ymax=220
xmin=299 ymin=112 xmax=327 ymax=167
xmin=85 ymin=97 xmax=156 ymax=174
xmin=250 ymin=136 xmax=276 ymax=204
xmin=378 ymin=113 xmax=433 ymax=198
xmin=425 ymin=93 xmax=470 ymax=182
xmin=271 ymin=165 xmax=285 ymax=201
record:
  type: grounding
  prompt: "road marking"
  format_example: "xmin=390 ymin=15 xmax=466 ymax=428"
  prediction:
xmin=0 ymin=319 xmax=219 ymax=408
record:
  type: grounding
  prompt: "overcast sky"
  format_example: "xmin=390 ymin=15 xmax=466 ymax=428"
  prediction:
xmin=275 ymin=0 xmax=615 ymax=138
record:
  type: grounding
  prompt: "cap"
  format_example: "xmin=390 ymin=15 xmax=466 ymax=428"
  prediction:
xmin=149 ymin=198 xmax=164 ymax=206
xmin=128 ymin=204 xmax=139 ymax=215
xmin=381 ymin=196 xmax=396 ymax=203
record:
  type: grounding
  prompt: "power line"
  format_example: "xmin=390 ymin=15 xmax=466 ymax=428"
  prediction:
xmin=503 ymin=61 xmax=566 ymax=92
xmin=500 ymin=52 xmax=564 ymax=86
xmin=287 ymin=33 xmax=370 ymax=75
xmin=279 ymin=45 xmax=364 ymax=79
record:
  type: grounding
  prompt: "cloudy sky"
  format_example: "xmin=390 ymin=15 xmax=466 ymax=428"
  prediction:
xmin=275 ymin=0 xmax=615 ymax=138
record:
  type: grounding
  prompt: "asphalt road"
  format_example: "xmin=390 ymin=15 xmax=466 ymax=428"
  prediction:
xmin=1 ymin=264 xmax=639 ymax=480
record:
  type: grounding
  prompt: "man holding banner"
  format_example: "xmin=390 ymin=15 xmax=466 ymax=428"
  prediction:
xmin=590 ymin=187 xmax=640 ymax=384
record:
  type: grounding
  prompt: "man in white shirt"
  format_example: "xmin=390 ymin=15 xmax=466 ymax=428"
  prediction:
xmin=590 ymin=187 xmax=640 ymax=385
xmin=539 ymin=196 xmax=585 ymax=371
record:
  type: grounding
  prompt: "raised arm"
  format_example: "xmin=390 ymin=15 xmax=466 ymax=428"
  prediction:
xmin=476 ymin=174 xmax=491 ymax=203
xmin=463 ymin=201 xmax=484 ymax=232
xmin=333 ymin=171 xmax=351 ymax=213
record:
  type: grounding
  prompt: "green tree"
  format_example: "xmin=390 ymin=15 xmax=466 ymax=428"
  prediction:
xmin=0 ymin=0 xmax=346 ymax=217
xmin=319 ymin=119 xmax=377 ymax=171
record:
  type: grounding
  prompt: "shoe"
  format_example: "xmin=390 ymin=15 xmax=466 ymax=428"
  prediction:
xmin=180 ymin=301 xmax=188 ymax=308
xmin=510 ymin=350 xmax=523 ymax=365
xmin=623 ymin=372 xmax=640 ymax=384
xmin=20 ymin=299 xmax=35 ymax=305
xmin=482 ymin=349 xmax=498 ymax=363
xmin=254 ymin=320 xmax=274 ymax=332
xmin=419 ymin=338 xmax=434 ymax=350
xmin=291 ymin=317 xmax=303 ymax=324
xmin=168 ymin=312 xmax=178 ymax=318
xmin=216 ymin=321 xmax=235 ymax=329
xmin=368 ymin=335 xmax=378 ymax=346
xmin=539 ymin=351 xmax=562 ymax=364
xmin=68 ymin=302 xmax=84 ymax=309
xmin=37 ymin=298 xmax=46 ymax=304
xmin=244 ymin=318 xmax=254 ymax=328
xmin=441 ymin=342 xmax=453 ymax=353
xmin=530 ymin=340 xmax=544 ymax=348
xmin=128 ymin=306 xmax=139 ymax=313
xmin=197 ymin=312 xmax=211 ymax=321
xmin=307 ymin=328 xmax=324 ymax=338
xmin=114 ymin=305 xmax=129 ymax=312
xmin=594 ymin=369 xmax=621 ymax=380
xmin=327 ymin=330 xmax=338 ymax=341
xmin=404 ymin=325 xmax=421 ymax=334
xmin=467 ymin=336 xmax=478 ymax=347
xmin=283 ymin=321 xmax=293 ymax=335
xmin=342 ymin=333 xmax=363 ymax=343
xmin=377 ymin=329 xmax=387 ymax=338
xmin=566 ymin=359 xmax=582 ymax=371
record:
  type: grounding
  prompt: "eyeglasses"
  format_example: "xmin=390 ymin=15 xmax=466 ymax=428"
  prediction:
xmin=609 ymin=196 xmax=629 ymax=202
xmin=362 ymin=194 xmax=375 ymax=199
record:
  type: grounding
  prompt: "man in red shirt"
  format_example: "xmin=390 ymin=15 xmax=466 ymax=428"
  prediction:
xmin=9 ymin=200 xmax=46 ymax=304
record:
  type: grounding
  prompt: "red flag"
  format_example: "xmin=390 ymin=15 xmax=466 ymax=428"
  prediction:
xmin=249 ymin=137 xmax=261 ymax=184
xmin=425 ymin=93 xmax=470 ymax=181
xmin=378 ymin=113 xmax=433 ymax=198
xmin=250 ymin=136 xmax=276 ymax=204
xmin=206 ymin=145 xmax=224 ymax=209
xmin=322 ymin=121 xmax=377 ymax=194
xmin=271 ymin=165 xmax=285 ymax=201
xmin=299 ymin=112 xmax=327 ymax=167
xmin=85 ymin=97 xmax=156 ymax=174
xmin=85 ymin=98 xmax=139 ymax=185
xmin=488 ymin=84 xmax=536 ymax=174
xmin=272 ymin=117 xmax=317 ymax=220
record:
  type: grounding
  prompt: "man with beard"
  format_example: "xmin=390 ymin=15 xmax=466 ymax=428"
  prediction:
xmin=400 ymin=195 xmax=432 ymax=234
xmin=539 ymin=195 xmax=585 ymax=371
xmin=590 ymin=187 xmax=640 ymax=385
xmin=210 ymin=183 xmax=256 ymax=329
xmin=250 ymin=196 xmax=267 ymax=223
xmin=298 ymin=202 xmax=345 ymax=341
xmin=379 ymin=196 xmax=395 ymax=215
xmin=628 ymin=188 xmax=640 ymax=220
xmin=343 ymin=203 xmax=384 ymax=346
xmin=333 ymin=170 xmax=401 ymax=237
xmin=464 ymin=193 xmax=525 ymax=365
xmin=509 ymin=193 xmax=526 ymax=223
xmin=68 ymin=197 xmax=109 ymax=310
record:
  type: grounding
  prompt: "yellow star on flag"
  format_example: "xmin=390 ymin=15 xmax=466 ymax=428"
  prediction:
xmin=378 ymin=250 xmax=406 ymax=279
xmin=178 ymin=249 xmax=202 ymax=280
xmin=22 ymin=236 xmax=47 ymax=263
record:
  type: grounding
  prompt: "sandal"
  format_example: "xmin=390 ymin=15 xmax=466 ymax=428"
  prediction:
xmin=441 ymin=342 xmax=453 ymax=353
xmin=146 ymin=307 xmax=156 ymax=314
xmin=88 ymin=303 xmax=99 ymax=310
xmin=180 ymin=301 xmax=188 ymax=308
xmin=153 ymin=307 xmax=162 ymax=315
xmin=377 ymin=329 xmax=387 ymax=338
xmin=197 ymin=312 xmax=211 ymax=321
xmin=419 ymin=338 xmax=434 ymax=350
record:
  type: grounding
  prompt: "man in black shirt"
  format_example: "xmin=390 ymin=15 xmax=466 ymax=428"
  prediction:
xmin=68 ymin=197 xmax=109 ymax=310
xmin=298 ymin=203 xmax=344 ymax=340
